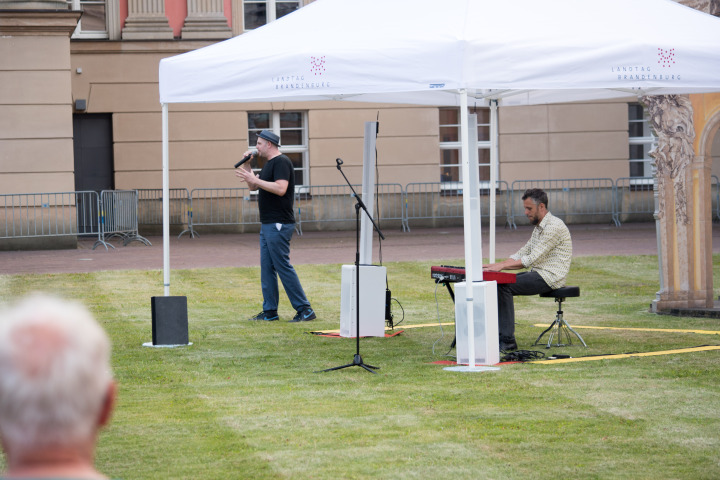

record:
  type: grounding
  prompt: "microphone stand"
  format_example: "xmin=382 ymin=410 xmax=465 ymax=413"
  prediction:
xmin=319 ymin=158 xmax=385 ymax=374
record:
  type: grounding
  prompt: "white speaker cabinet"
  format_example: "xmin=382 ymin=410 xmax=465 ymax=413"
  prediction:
xmin=340 ymin=264 xmax=386 ymax=338
xmin=454 ymin=281 xmax=500 ymax=366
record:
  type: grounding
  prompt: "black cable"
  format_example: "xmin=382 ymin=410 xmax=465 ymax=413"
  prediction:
xmin=390 ymin=297 xmax=404 ymax=327
xmin=501 ymin=350 xmax=546 ymax=362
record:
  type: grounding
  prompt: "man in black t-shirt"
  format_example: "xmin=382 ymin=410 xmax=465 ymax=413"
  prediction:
xmin=235 ymin=129 xmax=315 ymax=323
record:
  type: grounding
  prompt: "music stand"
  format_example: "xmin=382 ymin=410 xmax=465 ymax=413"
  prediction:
xmin=319 ymin=158 xmax=385 ymax=374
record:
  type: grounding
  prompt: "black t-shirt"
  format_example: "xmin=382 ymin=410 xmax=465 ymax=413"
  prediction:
xmin=258 ymin=154 xmax=295 ymax=224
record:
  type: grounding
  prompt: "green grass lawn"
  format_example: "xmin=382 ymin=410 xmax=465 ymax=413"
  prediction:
xmin=1 ymin=255 xmax=719 ymax=479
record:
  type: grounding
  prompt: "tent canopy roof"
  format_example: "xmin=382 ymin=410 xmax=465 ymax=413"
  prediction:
xmin=159 ymin=0 xmax=720 ymax=106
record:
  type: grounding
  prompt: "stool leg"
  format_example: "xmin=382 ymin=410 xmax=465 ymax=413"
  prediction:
xmin=558 ymin=310 xmax=587 ymax=347
xmin=533 ymin=318 xmax=559 ymax=347
xmin=533 ymin=298 xmax=587 ymax=348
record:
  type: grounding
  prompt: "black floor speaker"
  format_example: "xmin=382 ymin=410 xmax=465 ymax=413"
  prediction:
xmin=151 ymin=296 xmax=189 ymax=345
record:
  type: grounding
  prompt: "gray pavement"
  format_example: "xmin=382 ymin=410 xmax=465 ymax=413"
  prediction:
xmin=2 ymin=222 xmax=713 ymax=275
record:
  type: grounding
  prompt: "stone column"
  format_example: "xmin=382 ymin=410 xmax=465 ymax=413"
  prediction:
xmin=121 ymin=0 xmax=173 ymax=40
xmin=643 ymin=95 xmax=714 ymax=311
xmin=181 ymin=0 xmax=232 ymax=40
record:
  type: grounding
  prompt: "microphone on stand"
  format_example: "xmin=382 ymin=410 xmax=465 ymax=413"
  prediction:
xmin=234 ymin=152 xmax=256 ymax=169
xmin=336 ymin=158 xmax=343 ymax=169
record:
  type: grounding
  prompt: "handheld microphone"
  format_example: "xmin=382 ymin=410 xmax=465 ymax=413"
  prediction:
xmin=234 ymin=152 xmax=255 ymax=169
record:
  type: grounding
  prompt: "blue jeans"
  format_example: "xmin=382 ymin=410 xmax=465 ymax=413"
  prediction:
xmin=259 ymin=223 xmax=310 ymax=313
xmin=497 ymin=271 xmax=552 ymax=341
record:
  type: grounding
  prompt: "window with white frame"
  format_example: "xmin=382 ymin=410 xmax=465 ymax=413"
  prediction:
xmin=67 ymin=0 xmax=109 ymax=39
xmin=247 ymin=111 xmax=309 ymax=186
xmin=439 ymin=107 xmax=491 ymax=187
xmin=628 ymin=102 xmax=656 ymax=178
xmin=243 ymin=0 xmax=300 ymax=31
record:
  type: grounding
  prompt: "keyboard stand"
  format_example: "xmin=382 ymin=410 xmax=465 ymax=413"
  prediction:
xmin=434 ymin=277 xmax=458 ymax=349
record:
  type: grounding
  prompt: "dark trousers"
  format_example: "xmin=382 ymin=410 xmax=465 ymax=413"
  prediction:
xmin=497 ymin=271 xmax=552 ymax=341
xmin=259 ymin=223 xmax=310 ymax=313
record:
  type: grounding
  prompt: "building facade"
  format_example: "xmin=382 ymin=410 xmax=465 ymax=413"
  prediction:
xmin=1 ymin=0 xmax=719 ymax=202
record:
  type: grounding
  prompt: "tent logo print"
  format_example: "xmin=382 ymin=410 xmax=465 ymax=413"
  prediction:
xmin=310 ymin=56 xmax=326 ymax=76
xmin=658 ymin=48 xmax=675 ymax=68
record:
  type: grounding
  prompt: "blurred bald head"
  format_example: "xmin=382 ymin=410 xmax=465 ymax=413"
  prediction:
xmin=0 ymin=294 xmax=114 ymax=477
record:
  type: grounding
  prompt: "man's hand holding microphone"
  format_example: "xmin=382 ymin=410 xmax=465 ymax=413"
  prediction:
xmin=235 ymin=150 xmax=258 ymax=189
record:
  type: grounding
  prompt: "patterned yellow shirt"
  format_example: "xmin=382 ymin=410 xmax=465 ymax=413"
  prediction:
xmin=509 ymin=212 xmax=572 ymax=289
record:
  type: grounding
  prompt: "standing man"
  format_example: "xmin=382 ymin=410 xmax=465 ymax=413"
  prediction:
xmin=235 ymin=129 xmax=315 ymax=323
xmin=483 ymin=188 xmax=572 ymax=352
xmin=0 ymin=294 xmax=117 ymax=479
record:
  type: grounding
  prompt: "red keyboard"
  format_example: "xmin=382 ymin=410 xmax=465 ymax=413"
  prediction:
xmin=431 ymin=265 xmax=517 ymax=284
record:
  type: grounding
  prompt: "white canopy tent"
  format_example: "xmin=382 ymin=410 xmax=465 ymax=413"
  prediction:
xmin=158 ymin=0 xmax=720 ymax=364
xmin=161 ymin=0 xmax=720 ymax=104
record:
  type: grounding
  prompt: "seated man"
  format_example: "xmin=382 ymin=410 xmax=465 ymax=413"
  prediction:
xmin=483 ymin=188 xmax=572 ymax=352
xmin=0 ymin=294 xmax=116 ymax=480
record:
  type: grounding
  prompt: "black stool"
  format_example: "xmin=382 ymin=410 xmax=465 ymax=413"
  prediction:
xmin=533 ymin=286 xmax=587 ymax=348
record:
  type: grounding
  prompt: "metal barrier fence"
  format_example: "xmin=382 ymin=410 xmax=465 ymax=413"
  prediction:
xmin=186 ymin=177 xmax=719 ymax=233
xmin=613 ymin=175 xmax=720 ymax=225
xmin=6 ymin=177 xmax=716 ymax=248
xmin=137 ymin=188 xmax=196 ymax=238
xmin=189 ymin=185 xmax=404 ymax=235
xmin=94 ymin=190 xmax=151 ymax=250
xmin=509 ymin=178 xmax=617 ymax=228
xmin=189 ymin=187 xmax=260 ymax=231
xmin=404 ymin=181 xmax=511 ymax=230
xmin=613 ymin=177 xmax=655 ymax=226
xmin=294 ymin=183 xmax=406 ymax=232
xmin=0 ymin=191 xmax=102 ymax=241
